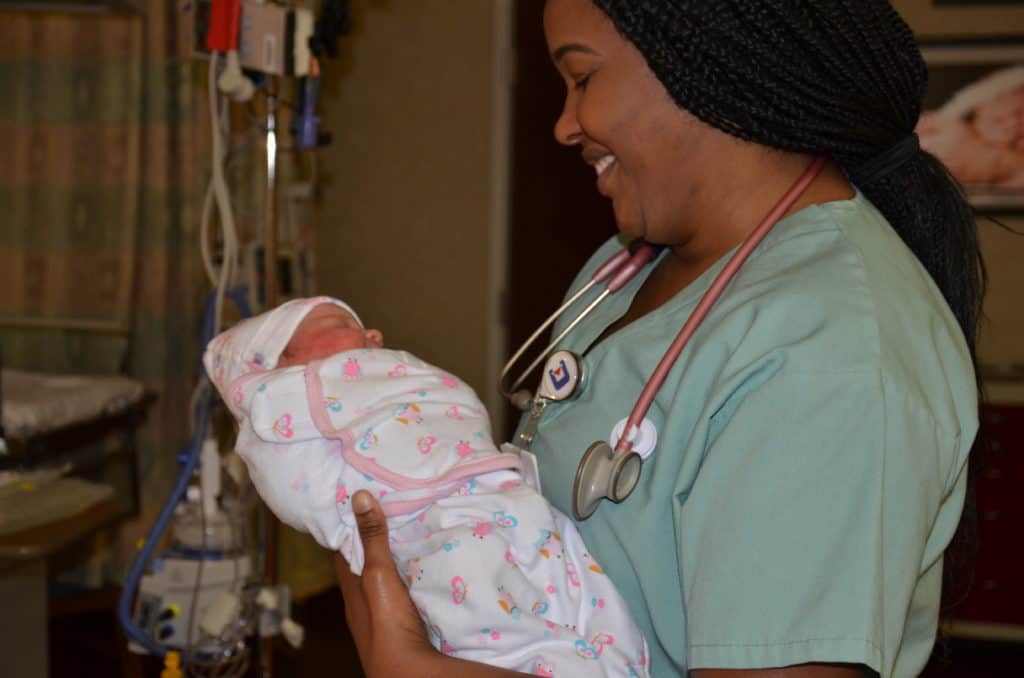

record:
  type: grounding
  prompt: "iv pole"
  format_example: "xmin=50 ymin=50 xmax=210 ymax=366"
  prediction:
xmin=264 ymin=82 xmax=279 ymax=311
xmin=261 ymin=77 xmax=279 ymax=678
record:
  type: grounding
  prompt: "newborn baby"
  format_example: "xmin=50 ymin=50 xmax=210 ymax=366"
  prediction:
xmin=204 ymin=297 xmax=650 ymax=678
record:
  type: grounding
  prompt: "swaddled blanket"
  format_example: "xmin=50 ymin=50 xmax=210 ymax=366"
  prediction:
xmin=205 ymin=300 xmax=650 ymax=677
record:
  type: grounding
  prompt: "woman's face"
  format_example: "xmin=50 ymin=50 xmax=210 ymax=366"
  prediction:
xmin=543 ymin=0 xmax=726 ymax=244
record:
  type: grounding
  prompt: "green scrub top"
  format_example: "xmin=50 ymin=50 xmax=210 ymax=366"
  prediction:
xmin=518 ymin=190 xmax=978 ymax=677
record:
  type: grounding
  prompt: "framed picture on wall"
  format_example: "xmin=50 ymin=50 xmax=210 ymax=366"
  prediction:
xmin=916 ymin=42 xmax=1024 ymax=209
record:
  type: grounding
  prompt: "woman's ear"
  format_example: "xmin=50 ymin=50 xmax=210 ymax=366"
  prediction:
xmin=365 ymin=329 xmax=384 ymax=348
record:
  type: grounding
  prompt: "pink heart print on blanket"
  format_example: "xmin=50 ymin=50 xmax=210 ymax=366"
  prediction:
xmin=221 ymin=344 xmax=651 ymax=678
xmin=273 ymin=413 xmax=294 ymax=439
xmin=242 ymin=348 xmax=520 ymax=491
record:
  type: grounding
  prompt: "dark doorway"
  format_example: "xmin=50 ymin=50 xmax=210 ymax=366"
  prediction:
xmin=504 ymin=0 xmax=616 ymax=439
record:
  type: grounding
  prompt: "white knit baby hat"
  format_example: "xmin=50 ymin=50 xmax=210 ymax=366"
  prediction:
xmin=203 ymin=296 xmax=363 ymax=394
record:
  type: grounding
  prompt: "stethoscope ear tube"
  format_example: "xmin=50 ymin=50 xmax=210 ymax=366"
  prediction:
xmin=611 ymin=156 xmax=828 ymax=455
xmin=498 ymin=241 xmax=660 ymax=408
xmin=573 ymin=156 xmax=828 ymax=521
xmin=502 ymin=155 xmax=829 ymax=522
xmin=508 ymin=389 xmax=534 ymax=412
xmin=499 ymin=279 xmax=597 ymax=410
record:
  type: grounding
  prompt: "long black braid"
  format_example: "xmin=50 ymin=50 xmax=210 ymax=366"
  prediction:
xmin=592 ymin=0 xmax=984 ymax=643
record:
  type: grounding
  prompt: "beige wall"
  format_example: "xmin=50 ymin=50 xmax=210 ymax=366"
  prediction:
xmin=314 ymin=0 xmax=1022 ymax=407
xmin=314 ymin=1 xmax=511 ymax=420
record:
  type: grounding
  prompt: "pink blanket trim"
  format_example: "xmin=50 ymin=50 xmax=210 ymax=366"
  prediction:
xmin=303 ymin=361 xmax=522 ymax=494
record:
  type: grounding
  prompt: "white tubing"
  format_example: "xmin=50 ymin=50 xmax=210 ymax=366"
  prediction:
xmin=205 ymin=52 xmax=240 ymax=336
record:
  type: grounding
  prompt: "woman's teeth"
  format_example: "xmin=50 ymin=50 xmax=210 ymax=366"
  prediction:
xmin=595 ymin=155 xmax=616 ymax=176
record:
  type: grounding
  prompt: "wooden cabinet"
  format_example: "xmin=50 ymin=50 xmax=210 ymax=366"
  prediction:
xmin=949 ymin=397 xmax=1024 ymax=641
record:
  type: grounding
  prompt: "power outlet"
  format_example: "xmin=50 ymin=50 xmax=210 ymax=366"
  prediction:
xmin=188 ymin=0 xmax=313 ymax=76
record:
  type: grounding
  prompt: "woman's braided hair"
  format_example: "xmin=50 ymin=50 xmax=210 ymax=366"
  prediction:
xmin=592 ymin=0 xmax=983 ymax=630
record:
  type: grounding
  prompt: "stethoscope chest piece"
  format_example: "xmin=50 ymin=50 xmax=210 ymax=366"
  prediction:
xmin=538 ymin=350 xmax=584 ymax=402
xmin=500 ymin=157 xmax=827 ymax=521
xmin=572 ymin=441 xmax=643 ymax=521
xmin=610 ymin=417 xmax=659 ymax=460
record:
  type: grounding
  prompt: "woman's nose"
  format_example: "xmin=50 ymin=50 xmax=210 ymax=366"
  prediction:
xmin=554 ymin=93 xmax=583 ymax=146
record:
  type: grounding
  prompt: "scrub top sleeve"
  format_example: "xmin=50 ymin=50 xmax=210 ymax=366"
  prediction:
xmin=678 ymin=369 xmax=946 ymax=675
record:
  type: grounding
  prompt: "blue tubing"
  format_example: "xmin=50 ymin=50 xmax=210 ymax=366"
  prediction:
xmin=119 ymin=288 xmax=241 ymax=659
xmin=117 ymin=389 xmax=211 ymax=657
xmin=118 ymin=287 xmax=251 ymax=656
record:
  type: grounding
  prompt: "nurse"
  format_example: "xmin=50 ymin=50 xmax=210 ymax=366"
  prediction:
xmin=336 ymin=1 xmax=983 ymax=677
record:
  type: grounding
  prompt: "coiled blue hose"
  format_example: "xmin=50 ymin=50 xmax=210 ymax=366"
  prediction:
xmin=117 ymin=287 xmax=252 ymax=657
xmin=117 ymin=390 xmax=211 ymax=657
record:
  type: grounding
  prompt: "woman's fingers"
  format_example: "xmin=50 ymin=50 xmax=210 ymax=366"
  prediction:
xmin=351 ymin=491 xmax=416 ymax=622
xmin=335 ymin=553 xmax=372 ymax=661
xmin=337 ymin=492 xmax=445 ymax=675
xmin=335 ymin=553 xmax=365 ymax=623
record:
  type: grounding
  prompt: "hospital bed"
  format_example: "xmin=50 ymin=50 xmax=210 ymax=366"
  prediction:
xmin=0 ymin=317 xmax=151 ymax=678
xmin=0 ymin=366 xmax=148 ymax=533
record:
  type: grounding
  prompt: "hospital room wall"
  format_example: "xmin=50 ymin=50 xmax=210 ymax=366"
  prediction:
xmin=310 ymin=0 xmax=1024 ymax=411
xmin=892 ymin=0 xmax=1024 ymax=371
xmin=314 ymin=0 xmax=512 ymax=422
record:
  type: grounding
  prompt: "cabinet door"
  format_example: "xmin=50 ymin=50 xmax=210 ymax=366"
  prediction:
xmin=952 ymin=403 xmax=1024 ymax=627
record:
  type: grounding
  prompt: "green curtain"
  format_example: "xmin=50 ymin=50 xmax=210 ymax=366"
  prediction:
xmin=0 ymin=3 xmax=207 ymax=585
xmin=0 ymin=3 xmax=334 ymax=596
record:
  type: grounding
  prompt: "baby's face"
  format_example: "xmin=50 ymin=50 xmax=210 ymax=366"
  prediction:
xmin=278 ymin=304 xmax=383 ymax=368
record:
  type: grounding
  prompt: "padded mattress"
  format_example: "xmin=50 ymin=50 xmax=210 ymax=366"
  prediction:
xmin=1 ymin=369 xmax=144 ymax=440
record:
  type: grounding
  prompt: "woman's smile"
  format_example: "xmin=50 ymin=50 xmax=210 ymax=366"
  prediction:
xmin=595 ymin=155 xmax=616 ymax=195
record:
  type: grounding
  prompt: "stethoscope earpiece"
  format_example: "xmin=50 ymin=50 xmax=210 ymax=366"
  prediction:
xmin=509 ymin=389 xmax=535 ymax=412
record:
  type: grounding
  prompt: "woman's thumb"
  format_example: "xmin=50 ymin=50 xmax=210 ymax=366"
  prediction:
xmin=353 ymin=490 xmax=389 ymax=567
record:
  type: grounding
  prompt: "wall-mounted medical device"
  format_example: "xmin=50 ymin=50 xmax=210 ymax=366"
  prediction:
xmin=193 ymin=0 xmax=315 ymax=77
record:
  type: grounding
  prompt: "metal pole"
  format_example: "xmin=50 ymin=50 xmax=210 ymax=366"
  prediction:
xmin=265 ymin=83 xmax=279 ymax=309
xmin=262 ymin=78 xmax=278 ymax=678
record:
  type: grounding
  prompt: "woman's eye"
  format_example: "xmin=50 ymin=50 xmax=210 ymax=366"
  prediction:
xmin=573 ymin=74 xmax=592 ymax=91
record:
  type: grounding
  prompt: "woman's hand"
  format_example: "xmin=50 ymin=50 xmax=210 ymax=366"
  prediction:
xmin=337 ymin=491 xmax=531 ymax=678
xmin=335 ymin=490 xmax=439 ymax=677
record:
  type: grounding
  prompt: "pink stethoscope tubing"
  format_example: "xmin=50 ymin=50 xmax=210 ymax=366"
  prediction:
xmin=501 ymin=156 xmax=828 ymax=519
xmin=614 ymin=155 xmax=827 ymax=453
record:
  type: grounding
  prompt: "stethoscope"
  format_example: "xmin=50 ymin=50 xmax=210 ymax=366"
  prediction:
xmin=499 ymin=156 xmax=827 ymax=521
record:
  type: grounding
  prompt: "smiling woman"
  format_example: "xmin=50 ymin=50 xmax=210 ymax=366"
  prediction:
xmin=525 ymin=0 xmax=981 ymax=676
xmin=547 ymin=8 xmax=744 ymax=248
xmin=337 ymin=2 xmax=985 ymax=677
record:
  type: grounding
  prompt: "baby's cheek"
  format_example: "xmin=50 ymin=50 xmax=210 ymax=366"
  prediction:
xmin=276 ymin=352 xmax=299 ymax=368
xmin=300 ymin=333 xmax=368 ymax=364
xmin=277 ymin=329 xmax=368 ymax=368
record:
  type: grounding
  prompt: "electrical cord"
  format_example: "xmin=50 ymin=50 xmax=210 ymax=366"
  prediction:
xmin=184 ymin=445 xmax=208 ymax=666
xmin=201 ymin=52 xmax=241 ymax=336
xmin=185 ymin=285 xmax=255 ymax=663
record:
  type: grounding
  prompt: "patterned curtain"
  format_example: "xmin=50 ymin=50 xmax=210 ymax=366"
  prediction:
xmin=0 ymin=2 xmax=334 ymax=597
xmin=0 ymin=3 xmax=207 ymax=585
